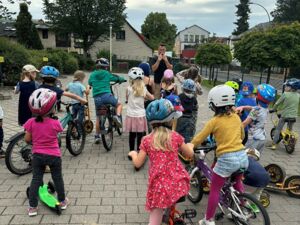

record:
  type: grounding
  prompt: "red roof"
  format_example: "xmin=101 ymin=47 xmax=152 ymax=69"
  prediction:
xmin=181 ymin=49 xmax=197 ymax=58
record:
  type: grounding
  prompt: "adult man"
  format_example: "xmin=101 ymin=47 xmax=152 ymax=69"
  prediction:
xmin=150 ymin=44 xmax=173 ymax=99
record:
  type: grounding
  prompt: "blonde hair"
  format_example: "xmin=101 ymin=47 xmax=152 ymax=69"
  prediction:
xmin=131 ymin=78 xmax=145 ymax=97
xmin=20 ymin=71 xmax=33 ymax=81
xmin=151 ymin=125 xmax=173 ymax=151
xmin=73 ymin=70 xmax=86 ymax=81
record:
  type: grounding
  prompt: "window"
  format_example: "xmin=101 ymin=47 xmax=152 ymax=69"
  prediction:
xmin=116 ymin=30 xmax=125 ymax=40
xmin=184 ymin=35 xmax=188 ymax=42
xmin=189 ymin=35 xmax=194 ymax=43
xmin=55 ymin=33 xmax=71 ymax=47
xmin=195 ymin=35 xmax=199 ymax=43
xmin=201 ymin=35 xmax=205 ymax=42
xmin=42 ymin=30 xmax=48 ymax=39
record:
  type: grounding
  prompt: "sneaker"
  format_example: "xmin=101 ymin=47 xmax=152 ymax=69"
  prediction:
xmin=60 ymin=198 xmax=69 ymax=210
xmin=28 ymin=207 xmax=38 ymax=216
xmin=267 ymin=143 xmax=277 ymax=150
xmin=199 ymin=218 xmax=215 ymax=225
xmin=94 ymin=135 xmax=101 ymax=144
xmin=0 ymin=149 xmax=5 ymax=158
xmin=113 ymin=115 xmax=122 ymax=128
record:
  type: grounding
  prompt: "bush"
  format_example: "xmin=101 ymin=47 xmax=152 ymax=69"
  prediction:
xmin=64 ymin=57 xmax=78 ymax=74
xmin=28 ymin=50 xmax=48 ymax=70
xmin=173 ymin=62 xmax=190 ymax=74
xmin=71 ymin=53 xmax=94 ymax=71
xmin=47 ymin=52 xmax=63 ymax=72
xmin=0 ymin=37 xmax=31 ymax=85
xmin=96 ymin=49 xmax=110 ymax=60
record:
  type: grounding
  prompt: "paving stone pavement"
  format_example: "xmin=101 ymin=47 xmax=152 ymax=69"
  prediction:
xmin=0 ymin=73 xmax=299 ymax=225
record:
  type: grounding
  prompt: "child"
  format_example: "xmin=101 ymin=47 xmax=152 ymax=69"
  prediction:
xmin=25 ymin=88 xmax=68 ymax=216
xmin=165 ymin=94 xmax=184 ymax=130
xmin=88 ymin=58 xmax=126 ymax=144
xmin=65 ymin=70 xmax=90 ymax=124
xmin=239 ymin=84 xmax=276 ymax=153
xmin=15 ymin=65 xmax=39 ymax=126
xmin=0 ymin=105 xmax=4 ymax=158
xmin=236 ymin=81 xmax=257 ymax=145
xmin=128 ymin=99 xmax=194 ymax=225
xmin=125 ymin=67 xmax=154 ymax=152
xmin=175 ymin=66 xmax=203 ymax=95
xmin=138 ymin=62 xmax=154 ymax=109
xmin=160 ymin=69 xmax=177 ymax=98
xmin=191 ymin=85 xmax=248 ymax=225
xmin=269 ymin=78 xmax=300 ymax=149
xmin=176 ymin=79 xmax=198 ymax=142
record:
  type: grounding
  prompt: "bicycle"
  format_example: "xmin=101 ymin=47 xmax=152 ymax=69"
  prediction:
xmin=270 ymin=111 xmax=298 ymax=154
xmin=96 ymin=81 xmax=125 ymax=151
xmin=5 ymin=103 xmax=86 ymax=175
xmin=189 ymin=145 xmax=270 ymax=225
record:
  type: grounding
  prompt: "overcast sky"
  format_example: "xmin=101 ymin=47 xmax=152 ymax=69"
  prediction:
xmin=5 ymin=0 xmax=277 ymax=36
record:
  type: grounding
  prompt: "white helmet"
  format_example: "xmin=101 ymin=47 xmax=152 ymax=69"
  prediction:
xmin=245 ymin=148 xmax=260 ymax=161
xmin=208 ymin=85 xmax=236 ymax=107
xmin=128 ymin=67 xmax=144 ymax=80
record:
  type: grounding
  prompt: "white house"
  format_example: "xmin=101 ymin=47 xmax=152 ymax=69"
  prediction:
xmin=174 ymin=25 xmax=210 ymax=58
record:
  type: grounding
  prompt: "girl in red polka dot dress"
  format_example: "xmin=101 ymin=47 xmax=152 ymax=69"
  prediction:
xmin=129 ymin=99 xmax=194 ymax=225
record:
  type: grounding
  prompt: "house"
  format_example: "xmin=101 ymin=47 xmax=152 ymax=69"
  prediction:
xmin=90 ymin=20 xmax=153 ymax=62
xmin=174 ymin=25 xmax=210 ymax=58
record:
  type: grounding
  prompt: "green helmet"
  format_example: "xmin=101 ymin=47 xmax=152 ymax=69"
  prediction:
xmin=225 ymin=81 xmax=239 ymax=92
xmin=253 ymin=87 xmax=257 ymax=94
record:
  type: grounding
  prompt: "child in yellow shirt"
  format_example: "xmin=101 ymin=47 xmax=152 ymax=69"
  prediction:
xmin=191 ymin=85 xmax=248 ymax=225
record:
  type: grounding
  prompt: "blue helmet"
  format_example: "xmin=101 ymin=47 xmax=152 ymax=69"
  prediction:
xmin=146 ymin=99 xmax=182 ymax=124
xmin=165 ymin=94 xmax=184 ymax=112
xmin=284 ymin=78 xmax=300 ymax=90
xmin=138 ymin=62 xmax=151 ymax=76
xmin=240 ymin=81 xmax=254 ymax=96
xmin=40 ymin=66 xmax=59 ymax=78
xmin=182 ymin=79 xmax=196 ymax=92
xmin=257 ymin=84 xmax=276 ymax=108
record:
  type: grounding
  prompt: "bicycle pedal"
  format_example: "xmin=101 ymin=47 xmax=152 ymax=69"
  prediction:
xmin=184 ymin=208 xmax=197 ymax=219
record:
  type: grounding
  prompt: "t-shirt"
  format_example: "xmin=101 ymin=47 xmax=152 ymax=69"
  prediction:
xmin=150 ymin=56 xmax=172 ymax=84
xmin=39 ymin=84 xmax=64 ymax=100
xmin=237 ymin=96 xmax=257 ymax=131
xmin=179 ymin=93 xmax=198 ymax=115
xmin=24 ymin=117 xmax=63 ymax=157
xmin=248 ymin=106 xmax=268 ymax=140
xmin=67 ymin=81 xmax=86 ymax=104
xmin=191 ymin=113 xmax=244 ymax=157
xmin=273 ymin=92 xmax=300 ymax=118
xmin=126 ymin=86 xmax=147 ymax=117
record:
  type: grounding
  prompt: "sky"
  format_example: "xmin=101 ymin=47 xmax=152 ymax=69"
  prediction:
xmin=4 ymin=0 xmax=277 ymax=37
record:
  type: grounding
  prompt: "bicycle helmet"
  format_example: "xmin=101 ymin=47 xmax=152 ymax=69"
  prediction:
xmin=256 ymin=84 xmax=276 ymax=108
xmin=208 ymin=85 xmax=236 ymax=107
xmin=225 ymin=81 xmax=239 ymax=92
xmin=253 ymin=87 xmax=258 ymax=95
xmin=232 ymin=78 xmax=243 ymax=89
xmin=138 ymin=62 xmax=151 ymax=76
xmin=146 ymin=99 xmax=182 ymax=124
xmin=40 ymin=66 xmax=60 ymax=78
xmin=165 ymin=94 xmax=184 ymax=112
xmin=29 ymin=88 xmax=57 ymax=116
xmin=240 ymin=81 xmax=254 ymax=96
xmin=246 ymin=148 xmax=260 ymax=161
xmin=163 ymin=69 xmax=174 ymax=80
xmin=284 ymin=78 xmax=300 ymax=90
xmin=96 ymin=58 xmax=109 ymax=67
xmin=182 ymin=79 xmax=196 ymax=92
xmin=128 ymin=67 xmax=144 ymax=80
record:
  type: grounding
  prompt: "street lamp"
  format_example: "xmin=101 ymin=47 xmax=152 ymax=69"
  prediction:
xmin=109 ymin=23 xmax=112 ymax=72
xmin=249 ymin=2 xmax=271 ymax=23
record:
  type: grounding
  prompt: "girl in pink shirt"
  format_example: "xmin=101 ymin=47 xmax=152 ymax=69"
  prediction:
xmin=24 ymin=88 xmax=68 ymax=216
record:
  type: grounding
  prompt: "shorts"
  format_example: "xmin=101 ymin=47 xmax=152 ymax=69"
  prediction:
xmin=94 ymin=93 xmax=118 ymax=115
xmin=214 ymin=150 xmax=249 ymax=178
xmin=245 ymin=139 xmax=265 ymax=153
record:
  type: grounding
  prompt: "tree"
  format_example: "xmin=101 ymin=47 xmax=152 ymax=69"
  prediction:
xmin=43 ymin=0 xmax=126 ymax=56
xmin=232 ymin=0 xmax=251 ymax=35
xmin=15 ymin=3 xmax=43 ymax=49
xmin=271 ymin=0 xmax=300 ymax=23
xmin=141 ymin=12 xmax=177 ymax=50
xmin=195 ymin=43 xmax=232 ymax=84
xmin=0 ymin=0 xmax=31 ymax=19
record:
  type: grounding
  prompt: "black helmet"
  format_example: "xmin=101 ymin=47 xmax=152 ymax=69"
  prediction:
xmin=284 ymin=78 xmax=300 ymax=90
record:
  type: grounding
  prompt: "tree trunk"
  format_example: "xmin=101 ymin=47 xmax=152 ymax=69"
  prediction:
xmin=227 ymin=64 xmax=230 ymax=81
xmin=266 ymin=67 xmax=271 ymax=84
xmin=214 ymin=66 xmax=219 ymax=86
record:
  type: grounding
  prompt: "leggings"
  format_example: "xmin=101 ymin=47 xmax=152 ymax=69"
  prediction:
xmin=206 ymin=172 xmax=244 ymax=220
xmin=129 ymin=132 xmax=146 ymax=151
xmin=149 ymin=208 xmax=164 ymax=225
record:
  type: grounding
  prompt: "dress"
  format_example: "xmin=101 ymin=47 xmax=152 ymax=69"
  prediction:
xmin=17 ymin=81 xmax=37 ymax=125
xmin=140 ymin=131 xmax=190 ymax=211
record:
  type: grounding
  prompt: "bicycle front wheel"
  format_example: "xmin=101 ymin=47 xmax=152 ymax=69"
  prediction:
xmin=100 ymin=115 xmax=113 ymax=151
xmin=66 ymin=121 xmax=86 ymax=156
xmin=230 ymin=192 xmax=270 ymax=225
xmin=5 ymin=132 xmax=32 ymax=175
xmin=188 ymin=168 xmax=203 ymax=203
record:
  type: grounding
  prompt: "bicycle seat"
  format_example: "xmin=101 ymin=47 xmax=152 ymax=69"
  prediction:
xmin=284 ymin=118 xmax=296 ymax=123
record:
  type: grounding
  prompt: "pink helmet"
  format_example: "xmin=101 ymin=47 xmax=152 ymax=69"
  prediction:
xmin=29 ymin=88 xmax=57 ymax=116
xmin=163 ymin=69 xmax=174 ymax=79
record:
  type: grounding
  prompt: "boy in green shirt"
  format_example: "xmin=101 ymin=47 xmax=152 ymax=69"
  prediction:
xmin=269 ymin=78 xmax=300 ymax=150
xmin=88 ymin=58 xmax=126 ymax=144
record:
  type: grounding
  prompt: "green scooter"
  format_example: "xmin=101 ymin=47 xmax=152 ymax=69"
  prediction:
xmin=26 ymin=181 xmax=62 ymax=215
